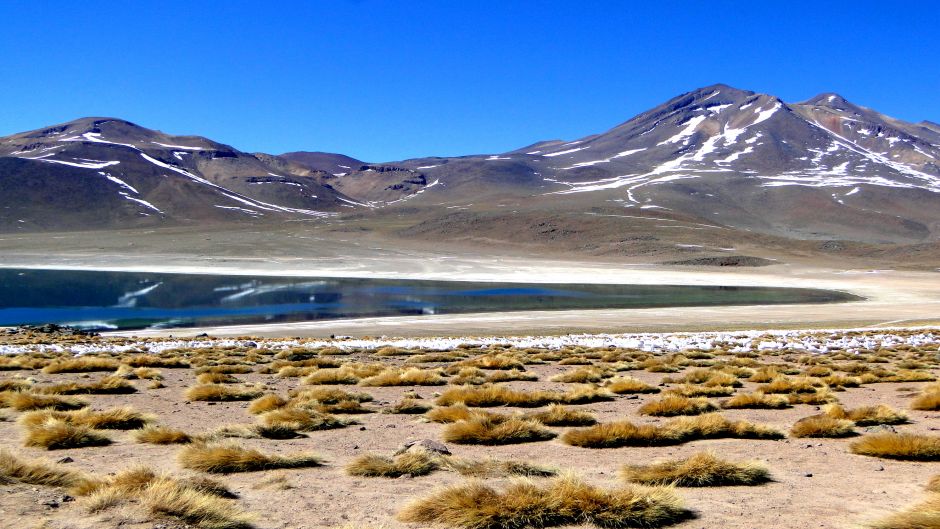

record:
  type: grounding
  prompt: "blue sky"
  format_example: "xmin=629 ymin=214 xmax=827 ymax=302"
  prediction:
xmin=1 ymin=1 xmax=937 ymax=161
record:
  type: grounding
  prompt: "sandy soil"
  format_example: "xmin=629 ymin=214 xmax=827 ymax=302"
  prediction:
xmin=1 ymin=341 xmax=938 ymax=529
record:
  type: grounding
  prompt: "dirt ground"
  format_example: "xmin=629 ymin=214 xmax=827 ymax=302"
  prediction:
xmin=1 ymin=333 xmax=939 ymax=529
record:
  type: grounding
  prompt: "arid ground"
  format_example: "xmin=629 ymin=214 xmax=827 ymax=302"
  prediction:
xmin=1 ymin=327 xmax=939 ymax=529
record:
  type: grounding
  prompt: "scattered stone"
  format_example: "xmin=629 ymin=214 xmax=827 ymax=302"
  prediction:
xmin=396 ymin=439 xmax=451 ymax=456
xmin=55 ymin=457 xmax=74 ymax=464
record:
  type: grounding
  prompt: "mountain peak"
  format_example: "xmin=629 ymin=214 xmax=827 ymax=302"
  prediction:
xmin=802 ymin=92 xmax=857 ymax=110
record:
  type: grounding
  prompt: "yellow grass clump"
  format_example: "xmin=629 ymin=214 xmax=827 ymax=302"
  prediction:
xmin=639 ymin=395 xmax=718 ymax=417
xmin=1 ymin=391 xmax=87 ymax=411
xmin=911 ymin=383 xmax=940 ymax=411
xmin=134 ymin=425 xmax=193 ymax=444
xmin=789 ymin=415 xmax=855 ymax=438
xmin=550 ymin=367 xmax=607 ymax=384
xmin=524 ymin=404 xmax=597 ymax=426
xmin=621 ymin=452 xmax=770 ymax=486
xmin=178 ymin=443 xmax=323 ymax=473
xmin=562 ymin=413 xmax=783 ymax=448
xmin=20 ymin=406 xmax=153 ymax=430
xmin=247 ymin=394 xmax=287 ymax=415
xmin=257 ymin=408 xmax=350 ymax=432
xmin=665 ymin=384 xmax=735 ymax=397
xmin=443 ymin=415 xmax=557 ymax=445
xmin=185 ymin=384 xmax=264 ymax=402
xmin=721 ymin=392 xmax=790 ymax=409
xmin=359 ymin=367 xmax=446 ymax=387
xmin=759 ymin=376 xmax=823 ymax=394
xmin=38 ymin=376 xmax=137 ymax=395
xmin=605 ymin=376 xmax=660 ymax=394
xmin=387 ymin=398 xmax=432 ymax=414
xmin=23 ymin=418 xmax=112 ymax=450
xmin=850 ymin=433 xmax=940 ymax=460
xmin=347 ymin=451 xmax=440 ymax=477
xmin=43 ymin=357 xmax=119 ymax=374
xmin=823 ymin=404 xmax=908 ymax=426
xmin=871 ymin=494 xmax=940 ymax=529
xmin=196 ymin=372 xmax=240 ymax=384
xmin=0 ymin=449 xmax=93 ymax=489
xmin=397 ymin=474 xmax=691 ymax=529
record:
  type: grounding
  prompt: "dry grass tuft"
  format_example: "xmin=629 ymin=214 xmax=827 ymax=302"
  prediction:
xmin=721 ymin=392 xmax=790 ymax=409
xmin=621 ymin=452 xmax=770 ymax=487
xmin=42 ymin=357 xmax=119 ymax=374
xmin=443 ymin=415 xmax=557 ymax=445
xmin=850 ymin=433 xmax=940 ymax=460
xmin=1 ymin=391 xmax=87 ymax=411
xmin=524 ymin=404 xmax=597 ymax=426
xmin=23 ymin=419 xmax=112 ymax=450
xmin=359 ymin=367 xmax=446 ymax=387
xmin=665 ymin=384 xmax=735 ymax=397
xmin=789 ymin=415 xmax=856 ymax=438
xmin=347 ymin=451 xmax=440 ymax=477
xmin=639 ymin=395 xmax=718 ymax=417
xmin=550 ymin=367 xmax=607 ymax=384
xmin=20 ymin=407 xmax=153 ymax=430
xmin=247 ymin=394 xmax=287 ymax=415
xmin=257 ymin=408 xmax=350 ymax=432
xmin=142 ymin=476 xmax=254 ymax=529
xmin=443 ymin=458 xmax=557 ymax=478
xmin=605 ymin=376 xmax=660 ymax=394
xmin=759 ymin=376 xmax=823 ymax=394
xmin=387 ymin=398 xmax=432 ymax=414
xmin=562 ymin=413 xmax=783 ymax=448
xmin=397 ymin=474 xmax=691 ymax=529
xmin=134 ymin=425 xmax=193 ymax=444
xmin=911 ymin=383 xmax=940 ymax=411
xmin=426 ymin=404 xmax=478 ymax=423
xmin=178 ymin=443 xmax=323 ymax=473
xmin=185 ymin=384 xmax=263 ymax=402
xmin=823 ymin=404 xmax=908 ymax=426
xmin=197 ymin=372 xmax=240 ymax=384
xmin=39 ymin=376 xmax=137 ymax=395
xmin=870 ymin=493 xmax=940 ymax=529
xmin=0 ymin=449 xmax=92 ymax=488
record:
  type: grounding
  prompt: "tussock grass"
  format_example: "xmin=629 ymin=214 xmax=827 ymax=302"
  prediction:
xmin=247 ymin=394 xmax=287 ymax=415
xmin=458 ymin=354 xmax=525 ymax=370
xmin=194 ymin=365 xmax=254 ymax=375
xmin=178 ymin=443 xmax=323 ymax=473
xmin=134 ymin=425 xmax=193 ymax=444
xmin=443 ymin=415 xmax=557 ymax=445
xmin=21 ymin=407 xmax=153 ymax=430
xmin=850 ymin=433 xmax=940 ymax=460
xmin=257 ymin=408 xmax=350 ymax=432
xmin=871 ymin=494 xmax=940 ymax=529
xmin=622 ymin=452 xmax=770 ymax=486
xmin=721 ymin=392 xmax=790 ymax=409
xmin=911 ymin=383 xmax=940 ymax=411
xmin=43 ymin=357 xmax=119 ymax=374
xmin=140 ymin=476 xmax=253 ymax=529
xmin=387 ymin=398 xmax=432 ymax=414
xmin=0 ymin=379 xmax=31 ymax=391
xmin=927 ymin=475 xmax=940 ymax=493
xmin=23 ymin=419 xmax=112 ymax=450
xmin=347 ymin=451 xmax=440 ymax=477
xmin=759 ymin=376 xmax=823 ymax=394
xmin=789 ymin=415 xmax=855 ymax=438
xmin=301 ymin=363 xmax=385 ymax=385
xmin=562 ymin=413 xmax=783 ymax=448
xmin=397 ymin=474 xmax=691 ymax=529
xmin=524 ymin=404 xmax=597 ymax=426
xmin=185 ymin=384 xmax=263 ymax=402
xmin=443 ymin=458 xmax=556 ymax=478
xmin=550 ymin=367 xmax=607 ymax=384
xmin=122 ymin=355 xmax=189 ymax=368
xmin=426 ymin=404 xmax=479 ymax=423
xmin=289 ymin=387 xmax=373 ymax=404
xmin=1 ymin=391 xmax=87 ymax=411
xmin=605 ymin=376 xmax=660 ymax=394
xmin=665 ymin=384 xmax=735 ymax=397
xmin=436 ymin=385 xmax=557 ymax=408
xmin=823 ymin=404 xmax=908 ymax=426
xmin=359 ymin=367 xmax=446 ymax=386
xmin=639 ymin=395 xmax=717 ymax=417
xmin=486 ymin=370 xmax=538 ymax=383
xmin=39 ymin=376 xmax=137 ymax=395
xmin=0 ymin=449 xmax=92 ymax=488
xmin=197 ymin=372 xmax=240 ymax=384
xmin=787 ymin=388 xmax=838 ymax=405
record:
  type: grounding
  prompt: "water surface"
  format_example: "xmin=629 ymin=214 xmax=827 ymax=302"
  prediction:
xmin=0 ymin=268 xmax=858 ymax=331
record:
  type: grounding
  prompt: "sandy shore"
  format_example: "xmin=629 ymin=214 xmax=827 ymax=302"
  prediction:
xmin=2 ymin=249 xmax=939 ymax=338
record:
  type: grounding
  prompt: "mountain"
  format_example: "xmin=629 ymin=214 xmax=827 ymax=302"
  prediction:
xmin=2 ymin=85 xmax=939 ymax=248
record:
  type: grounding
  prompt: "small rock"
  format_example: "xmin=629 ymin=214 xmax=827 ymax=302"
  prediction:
xmin=60 ymin=495 xmax=74 ymax=503
xmin=56 ymin=457 xmax=74 ymax=464
xmin=396 ymin=439 xmax=452 ymax=456
xmin=359 ymin=426 xmax=366 ymax=431
xmin=624 ymin=395 xmax=639 ymax=400
xmin=39 ymin=499 xmax=59 ymax=508
xmin=804 ymin=473 xmax=813 ymax=478
xmin=876 ymin=466 xmax=885 ymax=471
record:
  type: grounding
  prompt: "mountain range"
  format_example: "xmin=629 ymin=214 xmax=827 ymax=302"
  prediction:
xmin=2 ymin=83 xmax=939 ymax=251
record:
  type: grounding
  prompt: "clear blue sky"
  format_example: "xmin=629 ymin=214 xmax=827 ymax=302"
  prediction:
xmin=1 ymin=1 xmax=937 ymax=161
